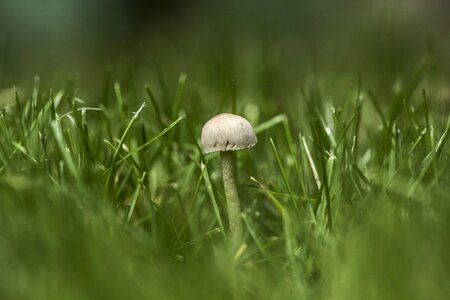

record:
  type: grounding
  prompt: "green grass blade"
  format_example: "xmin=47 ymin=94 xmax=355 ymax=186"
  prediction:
xmin=201 ymin=162 xmax=227 ymax=242
xmin=270 ymin=138 xmax=297 ymax=209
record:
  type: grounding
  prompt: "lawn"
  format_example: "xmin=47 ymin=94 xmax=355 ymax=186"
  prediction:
xmin=1 ymin=1 xmax=450 ymax=299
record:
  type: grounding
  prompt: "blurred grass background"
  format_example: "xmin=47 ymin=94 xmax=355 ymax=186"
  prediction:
xmin=0 ymin=0 xmax=450 ymax=299
xmin=2 ymin=0 xmax=450 ymax=93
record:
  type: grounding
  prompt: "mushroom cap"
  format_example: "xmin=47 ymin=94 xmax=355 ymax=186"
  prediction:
xmin=201 ymin=113 xmax=257 ymax=154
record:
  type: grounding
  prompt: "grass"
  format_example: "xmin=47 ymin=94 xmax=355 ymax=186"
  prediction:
xmin=1 ymin=40 xmax=450 ymax=299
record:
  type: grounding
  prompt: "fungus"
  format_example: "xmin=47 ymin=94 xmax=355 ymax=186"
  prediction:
xmin=201 ymin=113 xmax=257 ymax=247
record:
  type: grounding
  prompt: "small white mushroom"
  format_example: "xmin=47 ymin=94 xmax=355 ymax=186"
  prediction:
xmin=201 ymin=113 xmax=257 ymax=154
xmin=201 ymin=113 xmax=257 ymax=247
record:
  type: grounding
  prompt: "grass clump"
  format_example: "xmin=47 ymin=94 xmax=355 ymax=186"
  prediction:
xmin=0 ymin=49 xmax=449 ymax=299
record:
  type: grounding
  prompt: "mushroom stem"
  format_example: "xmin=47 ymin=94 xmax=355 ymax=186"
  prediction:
xmin=220 ymin=151 xmax=242 ymax=247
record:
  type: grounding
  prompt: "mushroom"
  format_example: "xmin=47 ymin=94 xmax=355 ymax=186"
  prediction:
xmin=201 ymin=113 xmax=257 ymax=247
